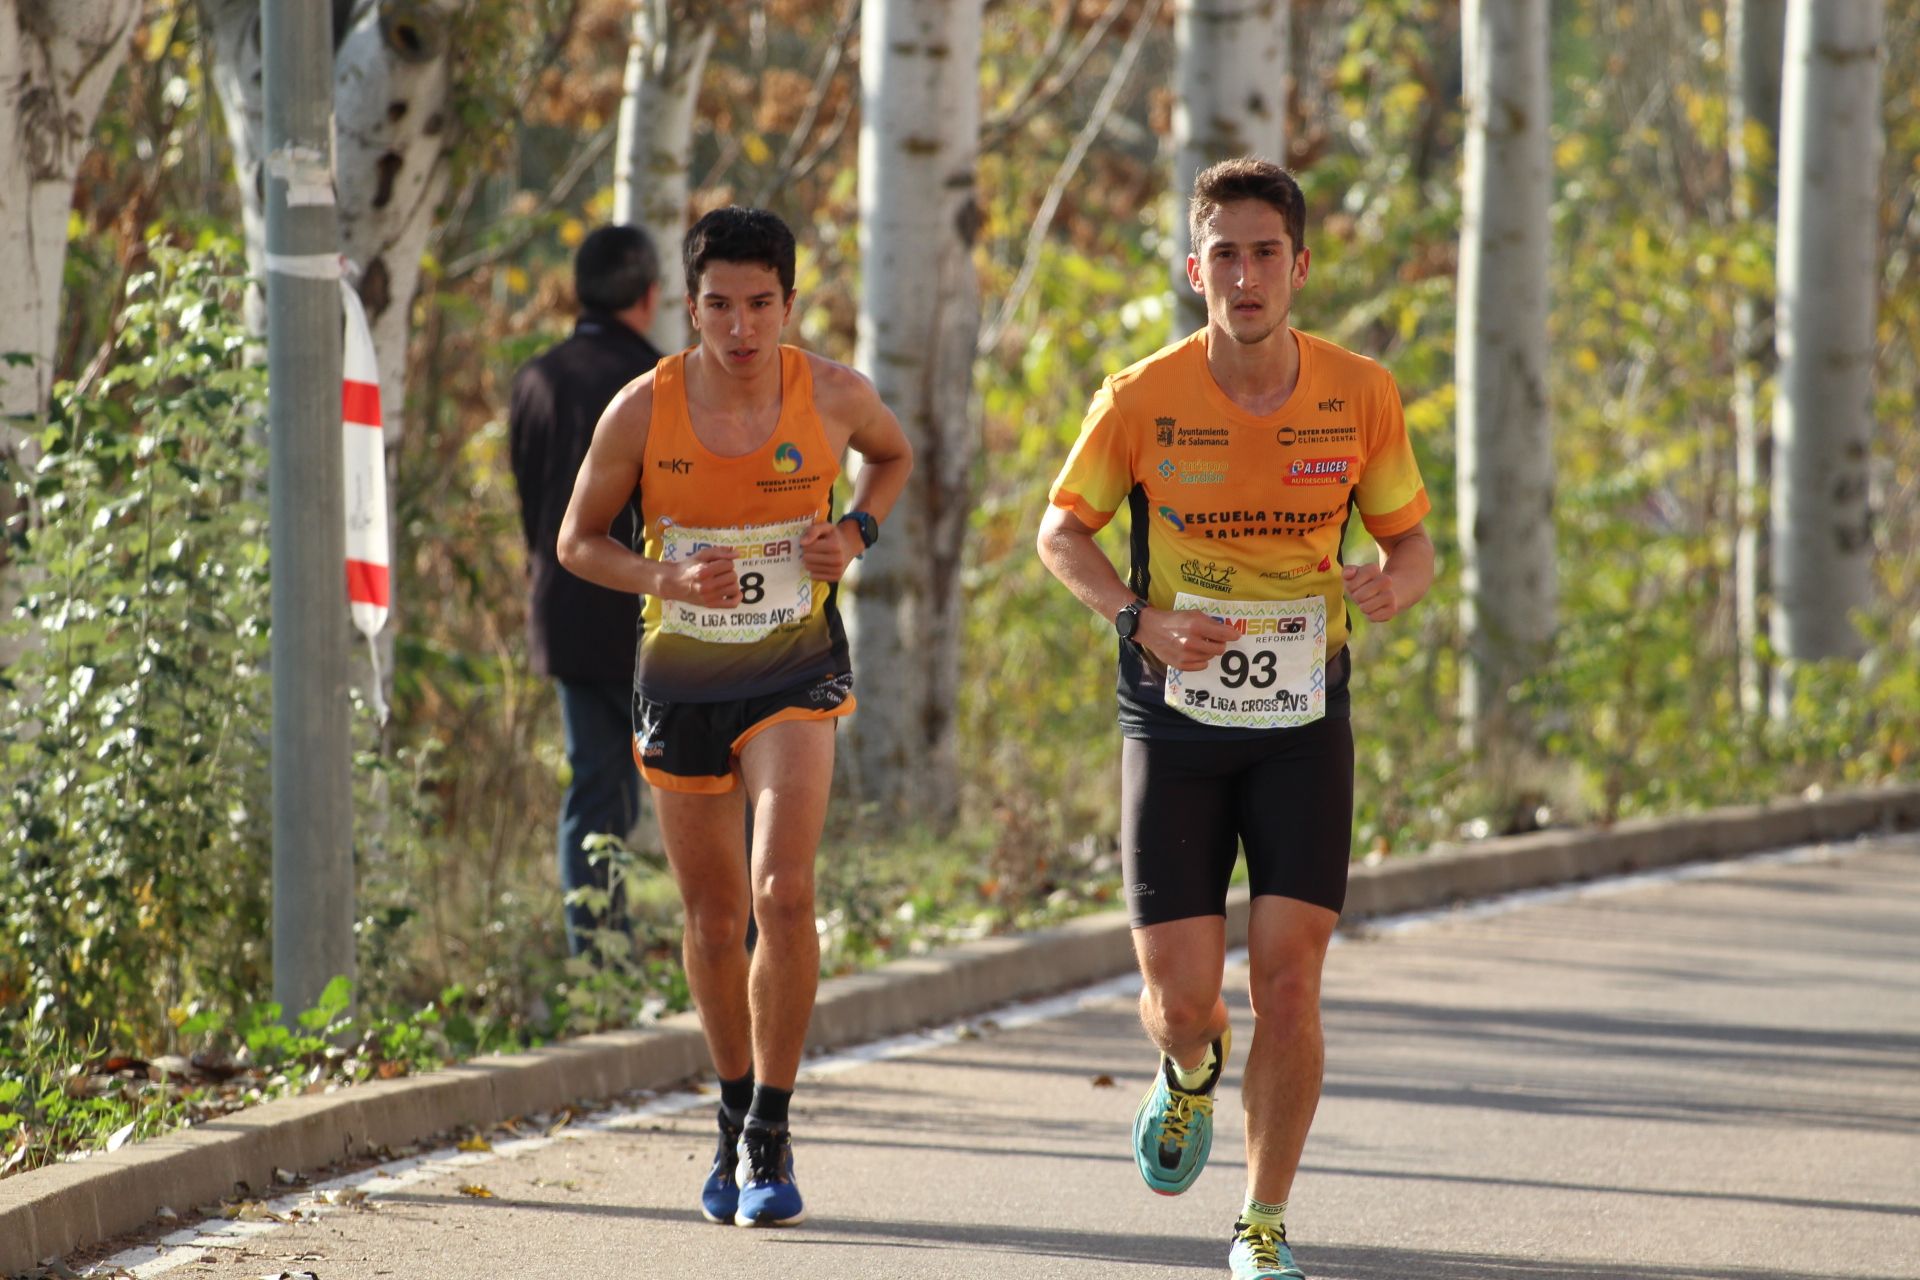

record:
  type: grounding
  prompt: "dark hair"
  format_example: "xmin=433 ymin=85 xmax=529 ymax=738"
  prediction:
xmin=683 ymin=206 xmax=797 ymax=301
xmin=574 ymin=224 xmax=660 ymax=314
xmin=1189 ymin=157 xmax=1307 ymax=257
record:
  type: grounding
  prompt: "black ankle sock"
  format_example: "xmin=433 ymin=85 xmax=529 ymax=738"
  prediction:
xmin=746 ymin=1083 xmax=792 ymax=1130
xmin=718 ymin=1072 xmax=754 ymax=1125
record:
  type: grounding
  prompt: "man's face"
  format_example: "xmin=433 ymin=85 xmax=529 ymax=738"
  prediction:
xmin=687 ymin=260 xmax=793 ymax=377
xmin=1187 ymin=199 xmax=1310 ymax=348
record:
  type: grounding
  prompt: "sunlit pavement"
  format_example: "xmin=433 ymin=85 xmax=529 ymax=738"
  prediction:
xmin=99 ymin=834 xmax=1920 ymax=1280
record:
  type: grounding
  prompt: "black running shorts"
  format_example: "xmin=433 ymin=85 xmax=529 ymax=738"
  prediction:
xmin=632 ymin=672 xmax=854 ymax=794
xmin=1119 ymin=707 xmax=1355 ymax=927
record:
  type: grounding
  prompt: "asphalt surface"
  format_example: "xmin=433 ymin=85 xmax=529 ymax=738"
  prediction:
xmin=99 ymin=835 xmax=1919 ymax=1280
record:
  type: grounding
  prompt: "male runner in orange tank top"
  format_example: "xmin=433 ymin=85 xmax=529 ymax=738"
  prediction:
xmin=1039 ymin=159 xmax=1434 ymax=1280
xmin=559 ymin=207 xmax=912 ymax=1229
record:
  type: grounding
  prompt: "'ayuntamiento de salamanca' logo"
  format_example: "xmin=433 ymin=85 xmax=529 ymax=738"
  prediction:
xmin=773 ymin=442 xmax=803 ymax=473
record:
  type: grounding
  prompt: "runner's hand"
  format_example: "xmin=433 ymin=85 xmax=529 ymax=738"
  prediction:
xmin=667 ymin=545 xmax=740 ymax=607
xmin=799 ymin=520 xmax=860 ymax=582
xmin=1137 ymin=607 xmax=1240 ymax=672
xmin=1342 ymin=563 xmax=1401 ymax=622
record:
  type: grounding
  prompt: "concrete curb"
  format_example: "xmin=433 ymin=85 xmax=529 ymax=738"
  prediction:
xmin=5 ymin=782 xmax=1918 ymax=1274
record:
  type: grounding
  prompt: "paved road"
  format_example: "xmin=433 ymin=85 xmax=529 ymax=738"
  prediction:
xmin=106 ymin=836 xmax=1919 ymax=1279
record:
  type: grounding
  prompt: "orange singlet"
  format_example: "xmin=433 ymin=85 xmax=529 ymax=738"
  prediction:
xmin=635 ymin=346 xmax=849 ymax=703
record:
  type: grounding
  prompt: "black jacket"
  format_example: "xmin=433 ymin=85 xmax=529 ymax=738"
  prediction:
xmin=509 ymin=315 xmax=663 ymax=683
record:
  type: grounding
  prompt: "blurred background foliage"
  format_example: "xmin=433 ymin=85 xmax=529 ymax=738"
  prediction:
xmin=2 ymin=0 xmax=1916 ymax=1121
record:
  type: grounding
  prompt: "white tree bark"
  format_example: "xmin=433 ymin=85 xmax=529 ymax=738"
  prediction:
xmin=1728 ymin=0 xmax=1787 ymax=717
xmin=207 ymin=0 xmax=454 ymax=441
xmin=0 ymin=0 xmax=140 ymax=662
xmin=1456 ymin=0 xmax=1553 ymax=747
xmin=1769 ymin=0 xmax=1883 ymax=711
xmin=1169 ymin=0 xmax=1289 ymax=336
xmin=613 ymin=0 xmax=717 ymax=355
xmin=206 ymin=0 xmax=457 ymax=712
xmin=850 ymin=0 xmax=983 ymax=827
xmin=334 ymin=1 xmax=457 ymax=439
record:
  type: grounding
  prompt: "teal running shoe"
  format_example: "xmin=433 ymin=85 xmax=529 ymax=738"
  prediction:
xmin=1229 ymin=1219 xmax=1306 ymax=1279
xmin=1132 ymin=1025 xmax=1230 ymax=1195
xmin=733 ymin=1124 xmax=806 ymax=1227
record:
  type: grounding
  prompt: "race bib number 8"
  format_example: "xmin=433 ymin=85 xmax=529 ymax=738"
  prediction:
xmin=658 ymin=518 xmax=813 ymax=644
xmin=1164 ymin=593 xmax=1327 ymax=729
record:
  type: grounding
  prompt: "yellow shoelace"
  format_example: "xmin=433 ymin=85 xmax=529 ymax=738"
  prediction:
xmin=1237 ymin=1221 xmax=1285 ymax=1270
xmin=1158 ymin=1088 xmax=1214 ymax=1149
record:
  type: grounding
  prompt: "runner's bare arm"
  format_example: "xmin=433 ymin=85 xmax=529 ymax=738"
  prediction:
xmin=801 ymin=361 xmax=914 ymax=581
xmin=557 ymin=377 xmax=741 ymax=606
xmin=1341 ymin=520 xmax=1434 ymax=623
xmin=1036 ymin=505 xmax=1236 ymax=671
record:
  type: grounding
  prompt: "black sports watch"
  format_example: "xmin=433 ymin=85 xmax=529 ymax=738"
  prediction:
xmin=1115 ymin=598 xmax=1145 ymax=641
xmin=840 ymin=509 xmax=879 ymax=552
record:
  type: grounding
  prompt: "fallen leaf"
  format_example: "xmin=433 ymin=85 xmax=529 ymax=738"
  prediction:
xmin=375 ymin=1061 xmax=408 ymax=1080
xmin=455 ymin=1134 xmax=491 ymax=1153
xmin=456 ymin=1183 xmax=495 ymax=1199
xmin=1091 ymin=1074 xmax=1116 ymax=1088
xmin=104 ymin=1119 xmax=138 ymax=1152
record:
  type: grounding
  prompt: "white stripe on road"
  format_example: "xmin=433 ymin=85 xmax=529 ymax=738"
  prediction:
xmin=99 ymin=838 xmax=1856 ymax=1276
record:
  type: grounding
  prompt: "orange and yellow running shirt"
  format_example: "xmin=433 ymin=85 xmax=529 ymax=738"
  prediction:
xmin=636 ymin=346 xmax=849 ymax=702
xmin=1049 ymin=328 xmax=1429 ymax=737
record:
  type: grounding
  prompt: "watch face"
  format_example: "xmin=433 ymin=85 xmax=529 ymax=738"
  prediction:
xmin=1116 ymin=605 xmax=1140 ymax=640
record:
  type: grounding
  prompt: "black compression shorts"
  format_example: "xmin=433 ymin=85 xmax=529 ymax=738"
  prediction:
xmin=632 ymin=671 xmax=854 ymax=794
xmin=1119 ymin=710 xmax=1355 ymax=926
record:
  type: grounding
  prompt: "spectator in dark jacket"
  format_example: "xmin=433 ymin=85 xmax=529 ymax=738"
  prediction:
xmin=509 ymin=225 xmax=665 ymax=956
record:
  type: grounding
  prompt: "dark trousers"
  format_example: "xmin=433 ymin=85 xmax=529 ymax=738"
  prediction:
xmin=555 ymin=680 xmax=643 ymax=957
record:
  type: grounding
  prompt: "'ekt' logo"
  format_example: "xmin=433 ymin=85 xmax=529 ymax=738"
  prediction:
xmin=1318 ymin=397 xmax=1346 ymax=412
xmin=773 ymin=442 xmax=804 ymax=473
xmin=1180 ymin=559 xmax=1237 ymax=592
xmin=656 ymin=457 xmax=692 ymax=474
xmin=1155 ymin=416 xmax=1176 ymax=447
xmin=1158 ymin=505 xmax=1187 ymax=531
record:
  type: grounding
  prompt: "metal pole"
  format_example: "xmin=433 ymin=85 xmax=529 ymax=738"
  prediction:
xmin=264 ymin=0 xmax=354 ymax=1020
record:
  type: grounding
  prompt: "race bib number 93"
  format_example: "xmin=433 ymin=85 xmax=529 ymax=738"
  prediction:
xmin=657 ymin=518 xmax=813 ymax=644
xmin=1164 ymin=593 xmax=1327 ymax=729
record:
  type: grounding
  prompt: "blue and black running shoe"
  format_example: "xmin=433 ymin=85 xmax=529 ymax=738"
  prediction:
xmin=699 ymin=1109 xmax=743 ymax=1224
xmin=734 ymin=1123 xmax=806 ymax=1227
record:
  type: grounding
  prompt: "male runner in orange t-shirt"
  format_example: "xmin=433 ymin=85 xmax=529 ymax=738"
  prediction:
xmin=1039 ymin=158 xmax=1435 ymax=1280
xmin=560 ymin=207 xmax=912 ymax=1228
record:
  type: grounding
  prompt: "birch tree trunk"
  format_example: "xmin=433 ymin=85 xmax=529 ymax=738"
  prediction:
xmin=206 ymin=0 xmax=459 ymax=709
xmin=849 ymin=0 xmax=983 ymax=827
xmin=1769 ymin=0 xmax=1883 ymax=716
xmin=207 ymin=0 xmax=454 ymax=439
xmin=1728 ymin=0 xmax=1787 ymax=717
xmin=0 ymin=0 xmax=140 ymax=661
xmin=1456 ymin=0 xmax=1553 ymax=749
xmin=613 ymin=0 xmax=717 ymax=355
xmin=334 ymin=1 xmax=458 ymax=438
xmin=1169 ymin=0 xmax=1289 ymax=337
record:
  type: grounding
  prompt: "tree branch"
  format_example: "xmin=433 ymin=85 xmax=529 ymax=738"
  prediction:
xmin=979 ymin=0 xmax=1131 ymax=153
xmin=751 ymin=0 xmax=860 ymax=205
xmin=979 ymin=0 xmax=1161 ymax=354
xmin=432 ymin=0 xmax=583 ymax=253
xmin=443 ymin=121 xmax=616 ymax=280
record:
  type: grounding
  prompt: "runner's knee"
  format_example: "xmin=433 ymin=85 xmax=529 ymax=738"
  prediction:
xmin=1143 ymin=982 xmax=1220 ymax=1041
xmin=683 ymin=900 xmax=750 ymax=958
xmin=1246 ymin=960 xmax=1321 ymax=1027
